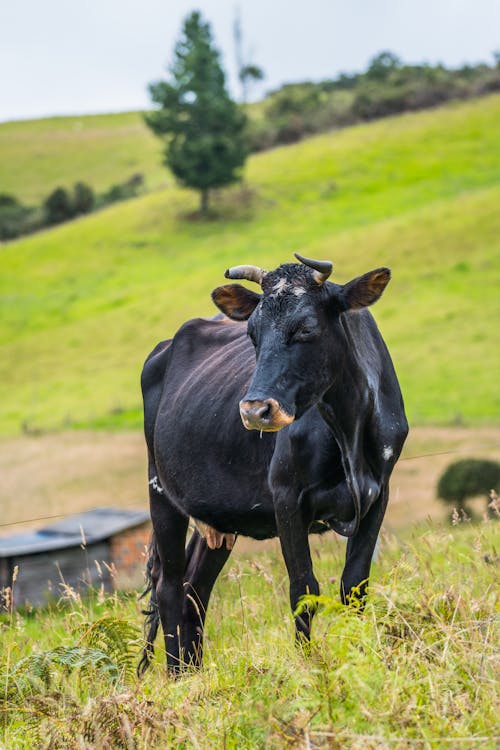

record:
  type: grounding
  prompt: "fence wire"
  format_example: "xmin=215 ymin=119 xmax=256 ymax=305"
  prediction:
xmin=0 ymin=442 xmax=499 ymax=530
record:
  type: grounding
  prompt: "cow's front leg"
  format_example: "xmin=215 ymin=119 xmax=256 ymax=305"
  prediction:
xmin=340 ymin=485 xmax=389 ymax=607
xmin=274 ymin=494 xmax=319 ymax=643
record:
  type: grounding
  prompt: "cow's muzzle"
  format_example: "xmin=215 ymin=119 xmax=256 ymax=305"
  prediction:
xmin=239 ymin=398 xmax=295 ymax=432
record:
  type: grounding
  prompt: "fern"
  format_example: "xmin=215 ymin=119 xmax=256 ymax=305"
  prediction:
xmin=294 ymin=593 xmax=344 ymax=618
xmin=295 ymin=579 xmax=369 ymax=619
xmin=76 ymin=615 xmax=140 ymax=680
xmin=12 ymin=646 xmax=119 ymax=686
xmin=1 ymin=615 xmax=140 ymax=718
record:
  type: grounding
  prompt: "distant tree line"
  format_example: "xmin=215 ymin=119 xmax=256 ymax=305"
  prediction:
xmin=146 ymin=12 xmax=500 ymax=215
xmin=0 ymin=173 xmax=143 ymax=241
xmin=247 ymin=51 xmax=500 ymax=151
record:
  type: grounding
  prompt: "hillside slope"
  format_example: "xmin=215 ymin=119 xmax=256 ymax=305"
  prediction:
xmin=1 ymin=95 xmax=499 ymax=434
xmin=0 ymin=112 xmax=165 ymax=203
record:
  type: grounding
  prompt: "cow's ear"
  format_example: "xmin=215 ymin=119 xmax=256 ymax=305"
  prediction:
xmin=341 ymin=268 xmax=391 ymax=311
xmin=211 ymin=284 xmax=261 ymax=321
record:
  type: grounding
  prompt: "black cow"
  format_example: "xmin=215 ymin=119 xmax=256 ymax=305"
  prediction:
xmin=138 ymin=254 xmax=408 ymax=675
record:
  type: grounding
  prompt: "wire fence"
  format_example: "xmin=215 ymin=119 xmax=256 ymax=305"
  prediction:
xmin=398 ymin=443 xmax=500 ymax=462
xmin=1 ymin=442 xmax=499 ymax=531
xmin=0 ymin=505 xmax=147 ymax=530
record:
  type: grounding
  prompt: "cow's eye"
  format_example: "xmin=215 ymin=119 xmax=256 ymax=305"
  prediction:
xmin=292 ymin=323 xmax=318 ymax=342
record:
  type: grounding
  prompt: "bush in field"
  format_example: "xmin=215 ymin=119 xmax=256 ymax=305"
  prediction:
xmin=73 ymin=181 xmax=95 ymax=215
xmin=437 ymin=458 xmax=500 ymax=515
xmin=265 ymin=83 xmax=325 ymax=143
xmin=100 ymin=173 xmax=144 ymax=206
xmin=365 ymin=51 xmax=402 ymax=81
xmin=43 ymin=186 xmax=75 ymax=225
xmin=0 ymin=194 xmax=38 ymax=240
xmin=2 ymin=173 xmax=145 ymax=241
xmin=0 ymin=194 xmax=18 ymax=208
xmin=101 ymin=184 xmax=129 ymax=205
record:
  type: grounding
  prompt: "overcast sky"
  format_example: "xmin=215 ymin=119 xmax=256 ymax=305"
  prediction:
xmin=1 ymin=0 xmax=499 ymax=122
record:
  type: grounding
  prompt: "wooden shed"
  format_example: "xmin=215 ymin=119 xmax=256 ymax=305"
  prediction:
xmin=0 ymin=507 xmax=150 ymax=608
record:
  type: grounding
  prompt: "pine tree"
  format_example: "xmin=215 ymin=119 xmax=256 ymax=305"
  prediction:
xmin=145 ymin=12 xmax=248 ymax=215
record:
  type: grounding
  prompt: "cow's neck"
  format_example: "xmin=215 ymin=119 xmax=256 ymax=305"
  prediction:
xmin=321 ymin=314 xmax=369 ymax=410
xmin=317 ymin=316 xmax=379 ymax=534
xmin=319 ymin=372 xmax=372 ymax=456
xmin=318 ymin=314 xmax=376 ymax=466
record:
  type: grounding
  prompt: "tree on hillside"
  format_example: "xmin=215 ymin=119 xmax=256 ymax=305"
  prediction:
xmin=145 ymin=11 xmax=248 ymax=215
xmin=44 ymin=187 xmax=74 ymax=225
xmin=366 ymin=51 xmax=402 ymax=81
xmin=239 ymin=64 xmax=265 ymax=103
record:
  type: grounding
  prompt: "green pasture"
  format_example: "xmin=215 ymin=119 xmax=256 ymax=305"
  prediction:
xmin=1 ymin=95 xmax=499 ymax=434
xmin=0 ymin=112 xmax=165 ymax=204
xmin=1 ymin=520 xmax=497 ymax=748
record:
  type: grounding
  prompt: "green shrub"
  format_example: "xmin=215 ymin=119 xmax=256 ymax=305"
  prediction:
xmin=0 ymin=193 xmax=38 ymax=240
xmin=100 ymin=173 xmax=144 ymax=207
xmin=72 ymin=181 xmax=95 ymax=215
xmin=43 ymin=186 xmax=74 ymax=225
xmin=255 ymin=53 xmax=500 ymax=150
xmin=437 ymin=458 xmax=500 ymax=513
xmin=0 ymin=193 xmax=19 ymax=209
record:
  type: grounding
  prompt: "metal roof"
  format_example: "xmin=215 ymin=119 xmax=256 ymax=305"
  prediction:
xmin=0 ymin=507 xmax=150 ymax=557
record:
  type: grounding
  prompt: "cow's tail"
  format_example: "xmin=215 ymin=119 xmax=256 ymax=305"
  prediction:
xmin=137 ymin=532 xmax=160 ymax=676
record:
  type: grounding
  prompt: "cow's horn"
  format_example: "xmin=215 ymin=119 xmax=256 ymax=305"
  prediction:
xmin=224 ymin=265 xmax=266 ymax=285
xmin=294 ymin=253 xmax=333 ymax=284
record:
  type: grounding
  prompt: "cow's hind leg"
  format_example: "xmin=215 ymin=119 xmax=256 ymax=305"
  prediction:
xmin=138 ymin=533 xmax=161 ymax=676
xmin=181 ymin=530 xmax=234 ymax=668
xmin=148 ymin=491 xmax=189 ymax=675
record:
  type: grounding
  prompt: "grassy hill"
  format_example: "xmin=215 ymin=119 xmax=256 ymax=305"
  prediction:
xmin=1 ymin=95 xmax=499 ymax=435
xmin=0 ymin=112 xmax=165 ymax=203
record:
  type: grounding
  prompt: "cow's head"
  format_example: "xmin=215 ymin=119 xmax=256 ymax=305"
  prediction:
xmin=212 ymin=254 xmax=390 ymax=432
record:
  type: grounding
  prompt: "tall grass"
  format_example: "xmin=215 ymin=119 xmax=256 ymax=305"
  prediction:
xmin=1 ymin=520 xmax=498 ymax=748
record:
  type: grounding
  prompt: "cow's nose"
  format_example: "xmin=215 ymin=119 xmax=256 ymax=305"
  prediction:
xmin=239 ymin=398 xmax=294 ymax=432
xmin=240 ymin=400 xmax=274 ymax=426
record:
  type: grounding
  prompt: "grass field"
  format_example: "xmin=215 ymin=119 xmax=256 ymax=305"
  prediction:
xmin=1 ymin=519 xmax=498 ymax=748
xmin=0 ymin=112 xmax=165 ymax=204
xmin=1 ymin=95 xmax=500 ymax=435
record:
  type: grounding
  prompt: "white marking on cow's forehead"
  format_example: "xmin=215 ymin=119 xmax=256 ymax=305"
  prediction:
xmin=293 ymin=286 xmax=307 ymax=297
xmin=271 ymin=277 xmax=288 ymax=295
xmin=383 ymin=445 xmax=394 ymax=461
